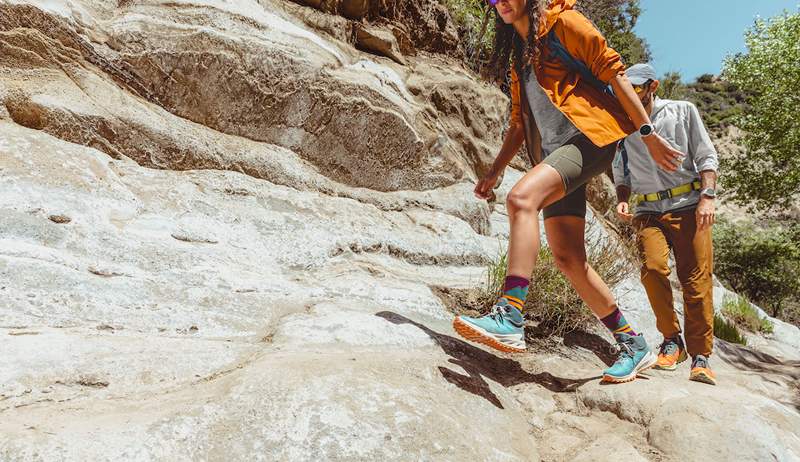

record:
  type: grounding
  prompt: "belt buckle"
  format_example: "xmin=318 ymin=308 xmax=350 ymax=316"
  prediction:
xmin=657 ymin=190 xmax=671 ymax=201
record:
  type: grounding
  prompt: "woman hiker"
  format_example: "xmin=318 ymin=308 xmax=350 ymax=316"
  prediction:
xmin=452 ymin=0 xmax=684 ymax=383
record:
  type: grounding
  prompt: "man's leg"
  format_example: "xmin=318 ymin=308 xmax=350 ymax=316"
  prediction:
xmin=668 ymin=210 xmax=715 ymax=384
xmin=635 ymin=214 xmax=681 ymax=338
xmin=635 ymin=214 xmax=687 ymax=370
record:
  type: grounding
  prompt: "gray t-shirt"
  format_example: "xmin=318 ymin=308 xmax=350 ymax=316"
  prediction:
xmin=524 ymin=66 xmax=581 ymax=157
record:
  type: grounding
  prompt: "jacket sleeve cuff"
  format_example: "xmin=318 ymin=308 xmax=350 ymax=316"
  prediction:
xmin=697 ymin=158 xmax=719 ymax=173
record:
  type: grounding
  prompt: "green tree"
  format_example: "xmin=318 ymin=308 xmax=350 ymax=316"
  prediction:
xmin=656 ymin=71 xmax=686 ymax=99
xmin=722 ymin=11 xmax=800 ymax=211
xmin=577 ymin=0 xmax=650 ymax=65
xmin=714 ymin=221 xmax=800 ymax=319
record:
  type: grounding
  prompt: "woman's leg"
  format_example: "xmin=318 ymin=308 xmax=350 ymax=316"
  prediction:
xmin=505 ymin=163 xmax=566 ymax=277
xmin=544 ymin=215 xmax=616 ymax=319
xmin=451 ymin=162 xmax=564 ymax=353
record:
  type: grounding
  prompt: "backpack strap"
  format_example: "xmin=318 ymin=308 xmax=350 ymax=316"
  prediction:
xmin=619 ymin=139 xmax=630 ymax=177
xmin=545 ymin=29 xmax=614 ymax=96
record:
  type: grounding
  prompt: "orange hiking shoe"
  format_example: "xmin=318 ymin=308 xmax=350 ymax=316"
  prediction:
xmin=654 ymin=336 xmax=688 ymax=371
xmin=689 ymin=355 xmax=717 ymax=386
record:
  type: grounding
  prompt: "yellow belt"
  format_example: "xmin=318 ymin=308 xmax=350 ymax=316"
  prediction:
xmin=632 ymin=181 xmax=702 ymax=204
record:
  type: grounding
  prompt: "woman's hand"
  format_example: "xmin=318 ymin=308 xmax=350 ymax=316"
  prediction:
xmin=642 ymin=134 xmax=685 ymax=172
xmin=474 ymin=170 xmax=501 ymax=201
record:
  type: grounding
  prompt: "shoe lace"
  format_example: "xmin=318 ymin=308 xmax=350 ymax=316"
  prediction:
xmin=658 ymin=338 xmax=679 ymax=356
xmin=488 ymin=303 xmax=508 ymax=320
xmin=693 ymin=355 xmax=709 ymax=369
xmin=612 ymin=338 xmax=635 ymax=364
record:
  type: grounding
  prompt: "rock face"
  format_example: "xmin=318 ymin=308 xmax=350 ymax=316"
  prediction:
xmin=1 ymin=1 xmax=799 ymax=461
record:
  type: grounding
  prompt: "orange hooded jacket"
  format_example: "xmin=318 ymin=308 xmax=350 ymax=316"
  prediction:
xmin=509 ymin=0 xmax=636 ymax=153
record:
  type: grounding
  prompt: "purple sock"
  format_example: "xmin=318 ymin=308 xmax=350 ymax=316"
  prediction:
xmin=503 ymin=275 xmax=529 ymax=291
xmin=501 ymin=275 xmax=529 ymax=311
xmin=600 ymin=308 xmax=637 ymax=337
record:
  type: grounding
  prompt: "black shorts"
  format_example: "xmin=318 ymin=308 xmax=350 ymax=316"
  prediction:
xmin=541 ymin=134 xmax=617 ymax=219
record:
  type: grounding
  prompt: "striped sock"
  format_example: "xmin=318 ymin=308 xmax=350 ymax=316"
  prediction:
xmin=501 ymin=275 xmax=529 ymax=312
xmin=600 ymin=308 xmax=638 ymax=337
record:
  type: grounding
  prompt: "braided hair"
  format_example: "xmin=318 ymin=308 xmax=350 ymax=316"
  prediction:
xmin=488 ymin=0 xmax=546 ymax=83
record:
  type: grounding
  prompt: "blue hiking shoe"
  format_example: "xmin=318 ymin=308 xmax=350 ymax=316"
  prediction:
xmin=602 ymin=333 xmax=657 ymax=383
xmin=453 ymin=300 xmax=526 ymax=353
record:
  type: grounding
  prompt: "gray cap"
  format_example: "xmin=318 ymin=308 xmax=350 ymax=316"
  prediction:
xmin=625 ymin=63 xmax=657 ymax=85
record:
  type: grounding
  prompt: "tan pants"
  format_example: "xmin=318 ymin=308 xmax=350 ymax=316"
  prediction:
xmin=633 ymin=209 xmax=714 ymax=357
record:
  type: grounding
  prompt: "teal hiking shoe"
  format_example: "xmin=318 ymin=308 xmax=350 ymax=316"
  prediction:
xmin=453 ymin=300 xmax=526 ymax=353
xmin=602 ymin=333 xmax=657 ymax=383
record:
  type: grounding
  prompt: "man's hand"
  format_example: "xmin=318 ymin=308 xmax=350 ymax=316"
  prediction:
xmin=474 ymin=170 xmax=501 ymax=201
xmin=696 ymin=197 xmax=715 ymax=230
xmin=616 ymin=202 xmax=633 ymax=222
xmin=643 ymin=134 xmax=685 ymax=172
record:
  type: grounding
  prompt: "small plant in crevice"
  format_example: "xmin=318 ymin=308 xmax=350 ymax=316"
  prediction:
xmin=713 ymin=313 xmax=748 ymax=346
xmin=721 ymin=295 xmax=774 ymax=335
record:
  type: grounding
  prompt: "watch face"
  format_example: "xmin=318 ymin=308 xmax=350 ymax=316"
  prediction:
xmin=639 ymin=124 xmax=654 ymax=136
xmin=701 ymin=188 xmax=716 ymax=198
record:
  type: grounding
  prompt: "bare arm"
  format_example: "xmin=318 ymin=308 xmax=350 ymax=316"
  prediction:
xmin=610 ymin=74 xmax=685 ymax=172
xmin=490 ymin=121 xmax=527 ymax=176
xmin=474 ymin=121 xmax=526 ymax=200
xmin=700 ymin=169 xmax=717 ymax=190
xmin=695 ymin=169 xmax=718 ymax=230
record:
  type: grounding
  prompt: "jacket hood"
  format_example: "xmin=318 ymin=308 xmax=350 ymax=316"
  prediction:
xmin=539 ymin=0 xmax=577 ymax=37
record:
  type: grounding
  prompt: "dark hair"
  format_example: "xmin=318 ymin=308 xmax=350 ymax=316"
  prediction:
xmin=488 ymin=0 xmax=545 ymax=83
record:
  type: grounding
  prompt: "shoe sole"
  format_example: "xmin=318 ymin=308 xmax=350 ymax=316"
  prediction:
xmin=690 ymin=371 xmax=717 ymax=386
xmin=602 ymin=351 xmax=658 ymax=384
xmin=653 ymin=351 xmax=688 ymax=371
xmin=654 ymin=363 xmax=678 ymax=371
xmin=452 ymin=316 xmax=526 ymax=353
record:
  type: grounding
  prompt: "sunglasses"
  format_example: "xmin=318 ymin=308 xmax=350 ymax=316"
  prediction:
xmin=633 ymin=80 xmax=653 ymax=94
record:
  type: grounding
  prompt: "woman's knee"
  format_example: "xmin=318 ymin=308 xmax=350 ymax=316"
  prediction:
xmin=507 ymin=183 xmax=552 ymax=214
xmin=551 ymin=247 xmax=587 ymax=274
xmin=506 ymin=188 xmax=538 ymax=214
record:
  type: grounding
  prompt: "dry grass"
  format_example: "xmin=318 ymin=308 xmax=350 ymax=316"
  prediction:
xmin=477 ymin=224 xmax=636 ymax=337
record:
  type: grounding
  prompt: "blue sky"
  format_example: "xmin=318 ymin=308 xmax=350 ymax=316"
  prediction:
xmin=634 ymin=1 xmax=800 ymax=81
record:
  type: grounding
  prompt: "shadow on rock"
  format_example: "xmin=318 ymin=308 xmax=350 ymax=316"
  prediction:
xmin=561 ymin=328 xmax=617 ymax=366
xmin=376 ymin=311 xmax=600 ymax=409
xmin=717 ymin=340 xmax=800 ymax=409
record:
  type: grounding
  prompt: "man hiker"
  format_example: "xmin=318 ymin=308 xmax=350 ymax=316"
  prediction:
xmin=613 ymin=63 xmax=719 ymax=385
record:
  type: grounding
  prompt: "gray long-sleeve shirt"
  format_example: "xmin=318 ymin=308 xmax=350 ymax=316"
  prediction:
xmin=612 ymin=98 xmax=719 ymax=215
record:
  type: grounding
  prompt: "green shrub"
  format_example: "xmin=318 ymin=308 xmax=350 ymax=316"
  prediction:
xmin=442 ymin=0 xmax=651 ymax=75
xmin=713 ymin=313 xmax=748 ymax=345
xmin=442 ymin=0 xmax=494 ymax=69
xmin=714 ymin=220 xmax=800 ymax=320
xmin=482 ymin=229 xmax=634 ymax=336
xmin=721 ymin=295 xmax=774 ymax=335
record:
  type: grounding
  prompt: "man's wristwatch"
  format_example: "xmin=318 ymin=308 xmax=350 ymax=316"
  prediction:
xmin=700 ymin=188 xmax=716 ymax=199
xmin=639 ymin=123 xmax=656 ymax=138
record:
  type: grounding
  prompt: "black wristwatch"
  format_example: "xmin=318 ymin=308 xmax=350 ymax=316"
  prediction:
xmin=639 ymin=123 xmax=656 ymax=138
xmin=700 ymin=188 xmax=716 ymax=199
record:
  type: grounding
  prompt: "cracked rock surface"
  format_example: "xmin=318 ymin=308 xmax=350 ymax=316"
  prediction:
xmin=1 ymin=1 xmax=799 ymax=461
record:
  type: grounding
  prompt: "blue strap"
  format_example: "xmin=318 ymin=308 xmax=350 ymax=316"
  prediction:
xmin=620 ymin=140 xmax=630 ymax=177
xmin=545 ymin=29 xmax=614 ymax=96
